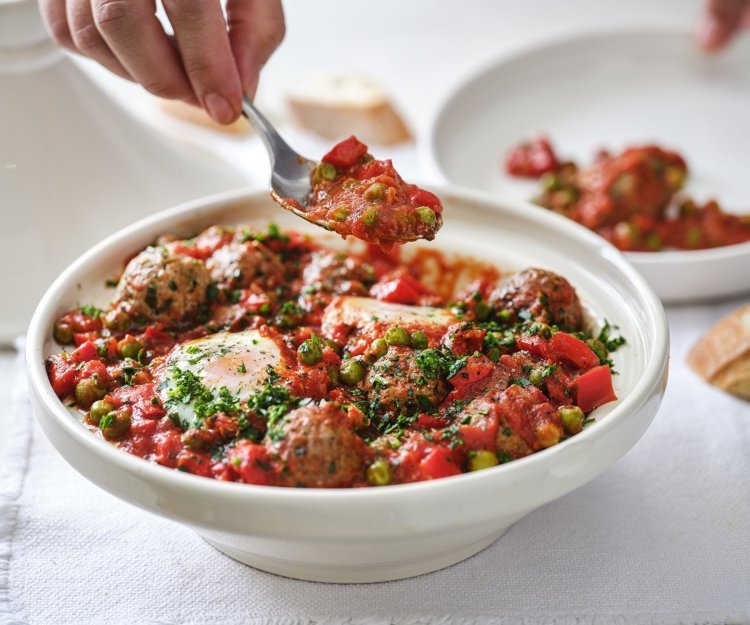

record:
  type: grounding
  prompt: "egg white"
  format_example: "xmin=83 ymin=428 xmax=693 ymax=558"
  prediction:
xmin=156 ymin=330 xmax=286 ymax=424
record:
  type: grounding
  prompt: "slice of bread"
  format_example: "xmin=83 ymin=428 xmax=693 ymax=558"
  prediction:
xmin=687 ymin=304 xmax=750 ymax=399
xmin=157 ymin=98 xmax=251 ymax=135
xmin=288 ymin=73 xmax=411 ymax=145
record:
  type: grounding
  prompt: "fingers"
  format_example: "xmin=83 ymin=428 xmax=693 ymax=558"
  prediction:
xmin=91 ymin=0 xmax=195 ymax=102
xmin=66 ymin=0 xmax=132 ymax=80
xmin=226 ymin=0 xmax=285 ymax=99
xmin=39 ymin=0 xmax=75 ymax=50
xmin=696 ymin=0 xmax=750 ymax=51
xmin=162 ymin=0 xmax=243 ymax=123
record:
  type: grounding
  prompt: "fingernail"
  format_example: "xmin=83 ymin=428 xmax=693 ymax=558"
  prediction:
xmin=204 ymin=93 xmax=235 ymax=124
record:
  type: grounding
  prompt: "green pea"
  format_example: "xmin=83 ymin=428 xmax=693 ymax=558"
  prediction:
xmin=497 ymin=309 xmax=512 ymax=321
xmin=297 ymin=337 xmax=323 ymax=365
xmin=665 ymin=165 xmax=686 ymax=190
xmin=89 ymin=400 xmax=115 ymax=426
xmin=362 ymin=206 xmax=379 ymax=227
xmin=646 ymin=233 xmax=663 ymax=251
xmin=103 ymin=309 xmax=129 ymax=332
xmin=586 ymin=338 xmax=608 ymax=362
xmin=384 ymin=326 xmax=410 ymax=346
xmin=410 ymin=331 xmax=428 ymax=350
xmin=474 ymin=301 xmax=490 ymax=321
xmin=258 ymin=302 xmax=272 ymax=316
xmin=416 ymin=206 xmax=436 ymax=226
xmin=119 ymin=340 xmax=143 ymax=360
xmin=559 ymin=405 xmax=584 ymax=434
xmin=100 ymin=409 xmax=131 ymax=440
xmin=529 ymin=368 xmax=545 ymax=387
xmin=75 ymin=377 xmax=106 ymax=409
xmin=53 ymin=321 xmax=74 ymax=345
xmin=369 ymin=338 xmax=388 ymax=360
xmin=468 ymin=450 xmax=499 ymax=472
xmin=331 ymin=205 xmax=350 ymax=222
xmin=364 ymin=182 xmax=388 ymax=201
xmin=339 ymin=359 xmax=366 ymax=386
xmin=366 ymin=459 xmax=392 ymax=486
xmin=540 ymin=172 xmax=561 ymax=192
xmin=320 ymin=163 xmax=338 ymax=181
xmin=322 ymin=338 xmax=342 ymax=355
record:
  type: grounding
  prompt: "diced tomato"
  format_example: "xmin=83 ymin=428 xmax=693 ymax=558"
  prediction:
xmin=415 ymin=413 xmax=449 ymax=429
xmin=406 ymin=186 xmax=442 ymax=212
xmin=549 ymin=332 xmax=600 ymax=370
xmin=46 ymin=354 xmax=77 ymax=397
xmin=154 ymin=430 xmax=182 ymax=468
xmin=419 ymin=447 xmax=461 ymax=480
xmin=442 ymin=323 xmax=486 ymax=355
xmin=448 ymin=355 xmax=494 ymax=387
xmin=73 ymin=332 xmax=100 ymax=348
xmin=505 ymin=136 xmax=559 ymax=178
xmin=322 ymin=135 xmax=368 ymax=169
xmin=570 ymin=365 xmax=616 ymax=412
xmin=78 ymin=359 xmax=108 ymax=382
xmin=358 ymin=159 xmax=398 ymax=180
xmin=67 ymin=310 xmax=102 ymax=333
xmin=176 ymin=450 xmax=214 ymax=477
xmin=458 ymin=423 xmax=497 ymax=450
xmin=72 ymin=341 xmax=100 ymax=363
xmin=242 ymin=292 xmax=271 ymax=313
xmin=228 ymin=441 xmax=272 ymax=485
xmin=141 ymin=326 xmax=175 ymax=354
xmin=370 ymin=270 xmax=430 ymax=305
xmin=515 ymin=334 xmax=550 ymax=359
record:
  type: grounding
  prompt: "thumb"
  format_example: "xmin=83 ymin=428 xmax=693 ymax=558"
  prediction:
xmin=696 ymin=0 xmax=749 ymax=51
xmin=226 ymin=0 xmax=286 ymax=100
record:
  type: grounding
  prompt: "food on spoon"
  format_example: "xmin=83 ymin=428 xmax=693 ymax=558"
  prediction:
xmin=46 ymin=223 xmax=624 ymax=487
xmin=288 ymin=72 xmax=411 ymax=145
xmin=505 ymin=137 xmax=750 ymax=252
xmin=687 ymin=305 xmax=750 ymax=400
xmin=277 ymin=136 xmax=443 ymax=247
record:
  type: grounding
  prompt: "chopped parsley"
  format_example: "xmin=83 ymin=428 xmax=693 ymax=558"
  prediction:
xmin=79 ymin=304 xmax=102 ymax=318
xmin=597 ymin=321 xmax=627 ymax=353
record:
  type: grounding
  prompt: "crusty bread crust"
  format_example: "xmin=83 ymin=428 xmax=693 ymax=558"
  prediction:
xmin=687 ymin=304 xmax=750 ymax=399
xmin=157 ymin=99 xmax=251 ymax=135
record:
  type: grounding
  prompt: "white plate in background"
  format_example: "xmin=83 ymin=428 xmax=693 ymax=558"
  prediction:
xmin=426 ymin=29 xmax=750 ymax=303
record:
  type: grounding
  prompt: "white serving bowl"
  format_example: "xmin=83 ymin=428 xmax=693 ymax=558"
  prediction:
xmin=424 ymin=29 xmax=750 ymax=304
xmin=26 ymin=187 xmax=669 ymax=583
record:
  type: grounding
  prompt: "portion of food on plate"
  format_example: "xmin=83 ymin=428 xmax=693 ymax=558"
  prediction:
xmin=278 ymin=136 xmax=443 ymax=248
xmin=46 ymin=223 xmax=623 ymax=488
xmin=505 ymin=137 xmax=750 ymax=252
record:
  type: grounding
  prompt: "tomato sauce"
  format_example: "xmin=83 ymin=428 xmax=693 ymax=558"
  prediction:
xmin=506 ymin=137 xmax=750 ymax=251
xmin=46 ymin=223 xmax=621 ymax=488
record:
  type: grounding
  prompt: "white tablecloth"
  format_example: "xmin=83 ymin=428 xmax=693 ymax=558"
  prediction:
xmin=2 ymin=301 xmax=749 ymax=625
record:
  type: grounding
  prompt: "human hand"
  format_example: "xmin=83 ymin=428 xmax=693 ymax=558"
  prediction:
xmin=696 ymin=0 xmax=750 ymax=51
xmin=39 ymin=0 xmax=285 ymax=124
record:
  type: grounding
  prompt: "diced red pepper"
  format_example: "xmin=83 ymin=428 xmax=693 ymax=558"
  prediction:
xmin=505 ymin=136 xmax=559 ymax=178
xmin=228 ymin=441 xmax=272 ymax=485
xmin=73 ymin=332 xmax=100 ymax=347
xmin=322 ymin=135 xmax=368 ymax=169
xmin=370 ymin=270 xmax=430 ymax=305
xmin=46 ymin=354 xmax=77 ymax=398
xmin=406 ymin=187 xmax=442 ymax=211
xmin=358 ymin=159 xmax=398 ymax=180
xmin=570 ymin=365 xmax=617 ymax=413
xmin=72 ymin=341 xmax=100 ymax=363
xmin=448 ymin=355 xmax=494 ymax=387
xmin=550 ymin=332 xmax=600 ymax=370
xmin=78 ymin=359 xmax=108 ymax=382
xmin=515 ymin=334 xmax=550 ymax=359
xmin=458 ymin=423 xmax=498 ymax=450
xmin=419 ymin=447 xmax=461 ymax=480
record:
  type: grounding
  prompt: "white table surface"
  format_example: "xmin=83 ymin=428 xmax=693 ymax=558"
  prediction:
xmin=3 ymin=0 xmax=750 ymax=623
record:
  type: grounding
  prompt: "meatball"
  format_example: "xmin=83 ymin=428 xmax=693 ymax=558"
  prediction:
xmin=205 ymin=239 xmax=284 ymax=290
xmin=115 ymin=246 xmax=211 ymax=326
xmin=489 ymin=268 xmax=583 ymax=331
xmin=273 ymin=403 xmax=367 ymax=488
xmin=302 ymin=250 xmax=375 ymax=296
xmin=364 ymin=346 xmax=448 ymax=417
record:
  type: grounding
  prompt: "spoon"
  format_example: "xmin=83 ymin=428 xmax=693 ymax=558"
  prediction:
xmin=241 ymin=97 xmax=328 ymax=227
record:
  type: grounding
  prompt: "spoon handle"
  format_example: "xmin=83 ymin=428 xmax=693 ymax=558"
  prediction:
xmin=242 ymin=97 xmax=295 ymax=168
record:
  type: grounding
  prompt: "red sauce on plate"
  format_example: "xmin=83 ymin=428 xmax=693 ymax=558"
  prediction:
xmin=46 ymin=224 xmax=621 ymax=488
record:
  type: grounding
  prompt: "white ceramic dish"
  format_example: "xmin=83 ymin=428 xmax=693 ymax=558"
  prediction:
xmin=26 ymin=187 xmax=668 ymax=583
xmin=426 ymin=28 xmax=750 ymax=304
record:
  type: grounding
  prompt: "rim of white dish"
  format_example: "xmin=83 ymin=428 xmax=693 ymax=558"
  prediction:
xmin=26 ymin=185 xmax=668 ymax=506
xmin=423 ymin=24 xmax=750 ymax=267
